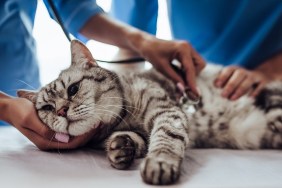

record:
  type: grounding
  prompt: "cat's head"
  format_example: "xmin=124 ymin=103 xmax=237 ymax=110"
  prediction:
xmin=17 ymin=40 xmax=125 ymax=136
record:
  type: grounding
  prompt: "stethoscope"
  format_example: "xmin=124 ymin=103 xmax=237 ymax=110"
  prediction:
xmin=46 ymin=0 xmax=145 ymax=64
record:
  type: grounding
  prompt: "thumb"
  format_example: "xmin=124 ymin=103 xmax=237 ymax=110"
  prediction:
xmin=155 ymin=59 xmax=184 ymax=85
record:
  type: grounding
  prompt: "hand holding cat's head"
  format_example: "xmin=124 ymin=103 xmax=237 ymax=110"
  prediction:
xmin=17 ymin=40 xmax=124 ymax=137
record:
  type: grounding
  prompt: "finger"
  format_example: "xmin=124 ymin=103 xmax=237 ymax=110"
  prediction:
xmin=215 ymin=67 xmax=236 ymax=88
xmin=191 ymin=48 xmax=206 ymax=74
xmin=178 ymin=53 xmax=199 ymax=97
xmin=158 ymin=59 xmax=184 ymax=84
xmin=20 ymin=127 xmax=65 ymax=150
xmin=250 ymin=82 xmax=265 ymax=98
xmin=229 ymin=76 xmax=254 ymax=100
xmin=36 ymin=125 xmax=56 ymax=141
xmin=22 ymin=113 xmax=56 ymax=141
xmin=22 ymin=127 xmax=92 ymax=150
xmin=221 ymin=70 xmax=247 ymax=98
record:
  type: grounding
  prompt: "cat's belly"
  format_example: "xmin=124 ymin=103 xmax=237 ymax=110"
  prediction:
xmin=187 ymin=69 xmax=267 ymax=149
xmin=187 ymin=92 xmax=267 ymax=149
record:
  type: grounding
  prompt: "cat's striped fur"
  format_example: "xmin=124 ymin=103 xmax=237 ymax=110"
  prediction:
xmin=18 ymin=40 xmax=282 ymax=185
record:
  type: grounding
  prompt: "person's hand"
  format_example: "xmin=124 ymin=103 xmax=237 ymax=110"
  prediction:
xmin=214 ymin=66 xmax=270 ymax=100
xmin=137 ymin=36 xmax=206 ymax=97
xmin=4 ymin=96 xmax=98 ymax=150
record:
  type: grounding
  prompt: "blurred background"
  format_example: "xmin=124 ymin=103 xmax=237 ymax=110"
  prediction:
xmin=33 ymin=0 xmax=171 ymax=85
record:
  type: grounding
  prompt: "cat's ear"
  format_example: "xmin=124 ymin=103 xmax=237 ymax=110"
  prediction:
xmin=17 ymin=90 xmax=37 ymax=104
xmin=70 ymin=40 xmax=98 ymax=69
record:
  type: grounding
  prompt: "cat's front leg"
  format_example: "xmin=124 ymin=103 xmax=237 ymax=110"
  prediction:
xmin=141 ymin=106 xmax=189 ymax=185
xmin=106 ymin=131 xmax=147 ymax=169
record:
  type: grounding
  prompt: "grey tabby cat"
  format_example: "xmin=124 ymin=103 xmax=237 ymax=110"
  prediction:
xmin=18 ymin=40 xmax=282 ymax=185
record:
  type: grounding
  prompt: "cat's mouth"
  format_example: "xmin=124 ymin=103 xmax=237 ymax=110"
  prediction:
xmin=55 ymin=122 xmax=103 ymax=143
xmin=70 ymin=120 xmax=103 ymax=136
xmin=55 ymin=132 xmax=70 ymax=143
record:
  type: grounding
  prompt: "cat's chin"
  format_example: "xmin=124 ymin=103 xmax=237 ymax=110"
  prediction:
xmin=68 ymin=121 xmax=101 ymax=136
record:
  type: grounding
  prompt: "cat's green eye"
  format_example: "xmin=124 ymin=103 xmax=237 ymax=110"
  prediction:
xmin=68 ymin=82 xmax=79 ymax=97
xmin=41 ymin=105 xmax=54 ymax=111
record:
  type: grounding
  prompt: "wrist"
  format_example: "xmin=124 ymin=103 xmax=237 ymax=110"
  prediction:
xmin=126 ymin=29 xmax=154 ymax=56
xmin=254 ymin=52 xmax=282 ymax=81
xmin=253 ymin=69 xmax=272 ymax=82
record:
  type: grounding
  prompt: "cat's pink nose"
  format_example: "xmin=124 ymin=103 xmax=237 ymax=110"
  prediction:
xmin=57 ymin=106 xmax=69 ymax=117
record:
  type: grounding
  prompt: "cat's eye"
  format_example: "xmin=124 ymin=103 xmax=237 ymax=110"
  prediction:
xmin=68 ymin=82 xmax=79 ymax=97
xmin=41 ymin=105 xmax=54 ymax=111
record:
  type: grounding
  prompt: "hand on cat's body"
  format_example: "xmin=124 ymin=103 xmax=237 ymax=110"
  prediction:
xmin=215 ymin=66 xmax=270 ymax=100
xmin=133 ymin=36 xmax=206 ymax=98
xmin=1 ymin=94 xmax=97 ymax=150
xmin=214 ymin=52 xmax=282 ymax=100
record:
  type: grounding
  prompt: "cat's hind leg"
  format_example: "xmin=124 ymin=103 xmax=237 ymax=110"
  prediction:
xmin=106 ymin=131 xmax=147 ymax=169
xmin=261 ymin=108 xmax=282 ymax=149
xmin=256 ymin=81 xmax=282 ymax=148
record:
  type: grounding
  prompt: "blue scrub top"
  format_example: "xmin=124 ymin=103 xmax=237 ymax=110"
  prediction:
xmin=111 ymin=0 xmax=282 ymax=69
xmin=0 ymin=0 xmax=103 ymax=125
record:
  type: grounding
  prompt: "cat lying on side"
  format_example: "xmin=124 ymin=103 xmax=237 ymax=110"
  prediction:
xmin=18 ymin=40 xmax=282 ymax=185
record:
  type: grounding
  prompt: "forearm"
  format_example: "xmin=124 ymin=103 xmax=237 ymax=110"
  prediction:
xmin=255 ymin=52 xmax=282 ymax=80
xmin=79 ymin=14 xmax=153 ymax=55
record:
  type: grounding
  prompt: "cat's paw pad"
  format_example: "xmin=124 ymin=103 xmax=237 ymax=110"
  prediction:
xmin=140 ymin=157 xmax=180 ymax=185
xmin=107 ymin=135 xmax=135 ymax=169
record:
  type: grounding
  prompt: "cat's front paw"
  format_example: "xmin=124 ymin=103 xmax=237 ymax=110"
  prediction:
xmin=140 ymin=156 xmax=181 ymax=185
xmin=107 ymin=135 xmax=135 ymax=169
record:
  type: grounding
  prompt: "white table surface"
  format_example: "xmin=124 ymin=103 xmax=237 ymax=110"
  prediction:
xmin=0 ymin=126 xmax=281 ymax=188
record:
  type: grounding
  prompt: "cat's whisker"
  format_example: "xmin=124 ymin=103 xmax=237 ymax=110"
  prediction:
xmin=107 ymin=73 xmax=120 ymax=84
xmin=84 ymin=101 xmax=96 ymax=107
xmin=57 ymin=140 xmax=62 ymax=156
xmin=103 ymin=97 xmax=142 ymax=115
xmin=89 ymin=111 xmax=118 ymax=125
xmin=16 ymin=79 xmax=36 ymax=90
xmin=92 ymin=107 xmax=130 ymax=129
xmin=88 ymin=113 xmax=110 ymax=136
xmin=74 ymin=96 xmax=94 ymax=109
xmin=89 ymin=112 xmax=112 ymax=136
xmin=91 ymin=113 xmax=103 ymax=124
xmin=103 ymin=96 xmax=137 ymax=107
xmin=86 ymin=110 xmax=118 ymax=134
xmin=46 ymin=132 xmax=56 ymax=149
xmin=83 ymin=101 xmax=140 ymax=120
xmin=98 ymin=104 xmax=137 ymax=120
xmin=103 ymin=101 xmax=141 ymax=110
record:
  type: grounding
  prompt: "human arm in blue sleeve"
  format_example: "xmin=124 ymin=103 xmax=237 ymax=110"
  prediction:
xmin=111 ymin=0 xmax=158 ymax=35
xmin=43 ymin=0 xmax=104 ymax=40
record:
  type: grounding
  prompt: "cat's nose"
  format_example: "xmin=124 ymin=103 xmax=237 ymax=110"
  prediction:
xmin=57 ymin=106 xmax=69 ymax=117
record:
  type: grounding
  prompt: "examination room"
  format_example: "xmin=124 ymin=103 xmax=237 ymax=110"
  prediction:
xmin=0 ymin=0 xmax=282 ymax=187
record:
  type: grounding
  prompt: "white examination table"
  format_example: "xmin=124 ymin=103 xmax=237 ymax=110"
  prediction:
xmin=0 ymin=126 xmax=281 ymax=188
